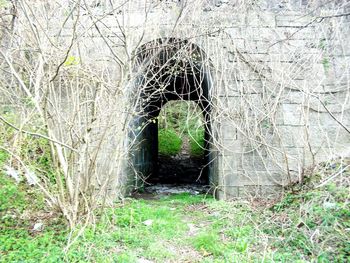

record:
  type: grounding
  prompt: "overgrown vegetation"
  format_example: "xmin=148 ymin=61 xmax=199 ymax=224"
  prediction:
xmin=158 ymin=129 xmax=182 ymax=156
xmin=158 ymin=101 xmax=205 ymax=156
xmin=189 ymin=129 xmax=205 ymax=156
xmin=1 ymin=156 xmax=349 ymax=262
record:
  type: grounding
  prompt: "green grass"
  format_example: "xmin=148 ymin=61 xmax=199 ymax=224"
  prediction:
xmin=189 ymin=128 xmax=205 ymax=156
xmin=0 ymin=149 xmax=65 ymax=262
xmin=158 ymin=128 xmax=182 ymax=155
xmin=158 ymin=101 xmax=205 ymax=156
xmin=0 ymin=155 xmax=349 ymax=262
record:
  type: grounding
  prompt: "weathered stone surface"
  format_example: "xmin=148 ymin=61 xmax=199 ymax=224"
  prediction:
xmin=282 ymin=103 xmax=305 ymax=125
xmin=276 ymin=12 xmax=313 ymax=27
xmin=51 ymin=0 xmax=350 ymax=199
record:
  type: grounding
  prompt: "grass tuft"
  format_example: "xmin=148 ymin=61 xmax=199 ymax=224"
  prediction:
xmin=158 ymin=128 xmax=182 ymax=156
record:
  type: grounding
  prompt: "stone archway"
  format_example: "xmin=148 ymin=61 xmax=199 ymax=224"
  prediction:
xmin=128 ymin=38 xmax=216 ymax=191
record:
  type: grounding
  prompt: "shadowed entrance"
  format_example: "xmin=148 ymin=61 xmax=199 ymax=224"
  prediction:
xmin=154 ymin=100 xmax=206 ymax=184
xmin=129 ymin=38 xmax=214 ymax=189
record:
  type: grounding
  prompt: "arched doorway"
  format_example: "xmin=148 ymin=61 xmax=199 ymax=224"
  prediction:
xmin=155 ymin=100 xmax=207 ymax=184
xmin=128 ymin=38 xmax=215 ymax=191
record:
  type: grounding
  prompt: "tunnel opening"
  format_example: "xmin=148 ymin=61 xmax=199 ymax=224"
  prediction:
xmin=151 ymin=100 xmax=208 ymax=185
xmin=129 ymin=38 xmax=214 ymax=192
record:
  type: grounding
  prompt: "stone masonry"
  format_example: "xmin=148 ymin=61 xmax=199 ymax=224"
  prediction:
xmin=49 ymin=0 xmax=350 ymax=199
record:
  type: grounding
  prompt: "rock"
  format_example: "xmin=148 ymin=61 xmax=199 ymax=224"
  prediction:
xmin=203 ymin=6 xmax=212 ymax=12
xmin=323 ymin=202 xmax=336 ymax=209
xmin=187 ymin=223 xmax=199 ymax=235
xmin=142 ymin=219 xmax=153 ymax=226
xmin=25 ymin=170 xmax=38 ymax=186
xmin=33 ymin=222 xmax=44 ymax=232
xmin=144 ymin=184 xmax=210 ymax=195
xmin=5 ymin=166 xmax=21 ymax=183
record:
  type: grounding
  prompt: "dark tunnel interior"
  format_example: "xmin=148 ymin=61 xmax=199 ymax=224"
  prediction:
xmin=130 ymin=38 xmax=214 ymax=188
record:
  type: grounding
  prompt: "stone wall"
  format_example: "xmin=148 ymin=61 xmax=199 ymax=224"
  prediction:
xmin=9 ymin=0 xmax=349 ymax=199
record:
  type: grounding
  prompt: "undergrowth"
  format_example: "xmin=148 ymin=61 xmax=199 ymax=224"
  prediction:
xmin=158 ymin=129 xmax=182 ymax=156
xmin=0 ymin=153 xmax=349 ymax=262
xmin=158 ymin=101 xmax=205 ymax=156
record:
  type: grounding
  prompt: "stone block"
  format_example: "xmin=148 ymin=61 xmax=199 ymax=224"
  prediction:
xmin=232 ymin=39 xmax=246 ymax=50
xmin=238 ymin=185 xmax=261 ymax=198
xmin=274 ymin=26 xmax=317 ymax=40
xmin=282 ymin=103 xmax=305 ymax=125
xmin=245 ymin=40 xmax=271 ymax=54
xmin=241 ymin=148 xmax=304 ymax=177
xmin=260 ymin=185 xmax=283 ymax=198
xmin=216 ymin=98 xmax=241 ymax=117
xmin=276 ymin=12 xmax=313 ymax=27
xmin=322 ymin=56 xmax=350 ymax=84
xmin=270 ymin=125 xmax=306 ymax=147
xmin=331 ymin=44 xmax=350 ymax=56
xmin=276 ymin=62 xmax=325 ymax=81
xmin=233 ymin=80 xmax=265 ymax=94
xmin=308 ymin=110 xmax=350 ymax=128
xmin=218 ymin=84 xmax=240 ymax=97
xmin=308 ymin=125 xmax=350 ymax=149
xmin=220 ymin=153 xmax=242 ymax=171
xmin=320 ymin=82 xmax=350 ymax=94
xmin=226 ymin=27 xmax=242 ymax=38
xmin=230 ymin=61 xmax=260 ymax=81
xmin=242 ymin=53 xmax=271 ymax=63
xmin=265 ymin=147 xmax=305 ymax=174
xmin=216 ymin=187 xmax=239 ymax=199
xmin=241 ymin=152 xmax=280 ymax=172
xmin=242 ymin=27 xmax=276 ymax=41
xmin=246 ymin=12 xmax=276 ymax=27
xmin=221 ymin=168 xmax=290 ymax=187
xmin=310 ymin=91 xmax=349 ymax=113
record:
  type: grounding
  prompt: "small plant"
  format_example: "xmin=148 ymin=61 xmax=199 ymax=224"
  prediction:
xmin=322 ymin=57 xmax=330 ymax=72
xmin=192 ymin=232 xmax=223 ymax=256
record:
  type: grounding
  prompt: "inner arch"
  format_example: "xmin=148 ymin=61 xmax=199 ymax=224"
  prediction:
xmin=129 ymin=38 xmax=214 ymax=190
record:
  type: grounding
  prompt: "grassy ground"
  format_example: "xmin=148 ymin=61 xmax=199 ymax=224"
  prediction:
xmin=158 ymin=101 xmax=204 ymax=156
xmin=1 ymin=158 xmax=349 ymax=262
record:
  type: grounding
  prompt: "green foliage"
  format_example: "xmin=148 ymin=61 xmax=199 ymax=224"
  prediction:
xmin=160 ymin=192 xmax=210 ymax=204
xmin=64 ymin=55 xmax=80 ymax=66
xmin=0 ymin=174 xmax=26 ymax=213
xmin=0 ymin=149 xmax=8 ymax=166
xmin=322 ymin=57 xmax=330 ymax=72
xmin=0 ymin=169 xmax=62 ymax=262
xmin=0 ymin=150 xmax=26 ymax=213
xmin=0 ymin=0 xmax=8 ymax=8
xmin=0 ymin=144 xmax=348 ymax=262
xmin=263 ymin=165 xmax=350 ymax=262
xmin=189 ymin=128 xmax=205 ymax=156
xmin=0 ymin=230 xmax=65 ymax=262
xmin=319 ymin=38 xmax=327 ymax=50
xmin=0 ymin=110 xmax=59 ymax=185
xmin=158 ymin=128 xmax=182 ymax=156
xmin=158 ymin=101 xmax=205 ymax=156
xmin=192 ymin=232 xmax=224 ymax=256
